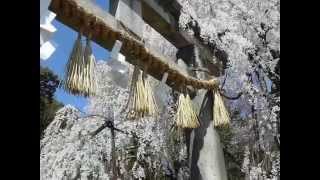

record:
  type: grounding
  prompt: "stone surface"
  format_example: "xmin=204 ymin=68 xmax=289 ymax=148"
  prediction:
xmin=111 ymin=0 xmax=144 ymax=38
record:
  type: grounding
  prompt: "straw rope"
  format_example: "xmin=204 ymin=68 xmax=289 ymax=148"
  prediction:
xmin=50 ymin=0 xmax=221 ymax=91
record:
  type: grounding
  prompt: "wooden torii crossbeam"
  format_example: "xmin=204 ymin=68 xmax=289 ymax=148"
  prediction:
xmin=49 ymin=0 xmax=220 ymax=91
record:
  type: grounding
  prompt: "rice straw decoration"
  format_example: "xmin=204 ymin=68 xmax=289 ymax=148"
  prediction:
xmin=63 ymin=33 xmax=97 ymax=97
xmin=142 ymin=71 xmax=158 ymax=116
xmin=212 ymin=88 xmax=230 ymax=128
xmin=127 ymin=64 xmax=158 ymax=119
xmin=127 ymin=66 xmax=147 ymax=119
xmin=175 ymin=87 xmax=200 ymax=128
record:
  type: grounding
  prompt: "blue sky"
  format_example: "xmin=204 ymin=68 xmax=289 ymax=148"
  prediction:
xmin=41 ymin=0 xmax=110 ymax=111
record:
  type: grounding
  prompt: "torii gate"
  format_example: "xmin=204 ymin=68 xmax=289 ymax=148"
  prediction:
xmin=48 ymin=0 xmax=228 ymax=179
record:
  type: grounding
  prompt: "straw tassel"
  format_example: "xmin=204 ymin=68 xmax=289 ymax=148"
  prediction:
xmin=213 ymin=89 xmax=230 ymax=128
xmin=143 ymin=72 xmax=158 ymax=116
xmin=127 ymin=66 xmax=148 ymax=119
xmin=63 ymin=33 xmax=97 ymax=97
xmin=175 ymin=92 xmax=200 ymax=128
xmin=127 ymin=66 xmax=158 ymax=119
xmin=64 ymin=33 xmax=83 ymax=95
xmin=83 ymin=37 xmax=97 ymax=96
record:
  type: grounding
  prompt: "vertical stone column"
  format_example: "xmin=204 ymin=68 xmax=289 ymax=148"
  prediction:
xmin=177 ymin=45 xmax=227 ymax=180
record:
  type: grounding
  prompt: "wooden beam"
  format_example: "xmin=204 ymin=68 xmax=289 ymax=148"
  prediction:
xmin=49 ymin=0 xmax=219 ymax=91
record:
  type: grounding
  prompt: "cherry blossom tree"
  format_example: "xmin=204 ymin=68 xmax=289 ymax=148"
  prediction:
xmin=40 ymin=0 xmax=279 ymax=179
xmin=178 ymin=0 xmax=279 ymax=179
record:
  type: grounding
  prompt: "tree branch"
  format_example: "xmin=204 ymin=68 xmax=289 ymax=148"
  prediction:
xmin=220 ymin=91 xmax=243 ymax=100
xmin=90 ymin=120 xmax=130 ymax=137
xmin=221 ymin=73 xmax=228 ymax=89
xmin=189 ymin=67 xmax=211 ymax=74
xmin=274 ymin=136 xmax=280 ymax=150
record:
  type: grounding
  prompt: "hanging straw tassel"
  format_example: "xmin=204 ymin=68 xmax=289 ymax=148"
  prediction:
xmin=127 ymin=66 xmax=158 ymax=119
xmin=127 ymin=67 xmax=148 ymax=118
xmin=142 ymin=72 xmax=158 ymax=116
xmin=134 ymin=69 xmax=148 ymax=116
xmin=63 ymin=33 xmax=97 ymax=97
xmin=175 ymin=92 xmax=200 ymax=128
xmin=82 ymin=37 xmax=97 ymax=97
xmin=213 ymin=89 xmax=230 ymax=128
xmin=64 ymin=33 xmax=83 ymax=95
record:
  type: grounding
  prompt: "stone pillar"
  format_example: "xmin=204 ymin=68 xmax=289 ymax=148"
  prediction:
xmin=177 ymin=45 xmax=227 ymax=180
